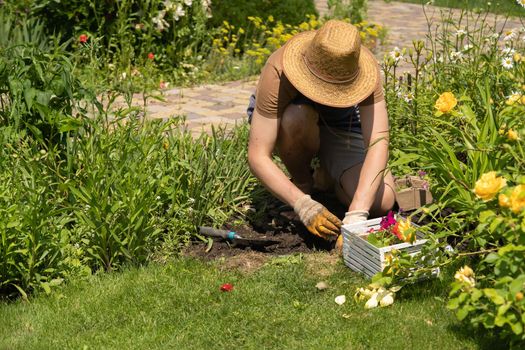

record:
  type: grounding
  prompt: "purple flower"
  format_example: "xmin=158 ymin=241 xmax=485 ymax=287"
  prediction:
xmin=418 ymin=170 xmax=427 ymax=178
xmin=380 ymin=211 xmax=396 ymax=230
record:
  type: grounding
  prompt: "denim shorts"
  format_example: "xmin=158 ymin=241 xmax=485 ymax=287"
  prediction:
xmin=246 ymin=94 xmax=366 ymax=182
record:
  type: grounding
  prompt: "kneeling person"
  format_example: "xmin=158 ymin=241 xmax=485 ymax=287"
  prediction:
xmin=247 ymin=20 xmax=396 ymax=246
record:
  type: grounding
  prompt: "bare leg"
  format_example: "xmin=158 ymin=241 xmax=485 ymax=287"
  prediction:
xmin=276 ymin=104 xmax=320 ymax=194
xmin=336 ymin=164 xmax=396 ymax=217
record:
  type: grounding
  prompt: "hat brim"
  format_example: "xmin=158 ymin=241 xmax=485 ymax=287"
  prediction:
xmin=282 ymin=31 xmax=379 ymax=108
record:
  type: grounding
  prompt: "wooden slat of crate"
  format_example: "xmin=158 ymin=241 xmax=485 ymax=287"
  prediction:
xmin=341 ymin=218 xmax=430 ymax=278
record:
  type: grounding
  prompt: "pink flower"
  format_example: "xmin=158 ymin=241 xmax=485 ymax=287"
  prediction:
xmin=380 ymin=211 xmax=396 ymax=230
xmin=79 ymin=34 xmax=88 ymax=43
xmin=148 ymin=52 xmax=155 ymax=60
xmin=220 ymin=283 xmax=234 ymax=292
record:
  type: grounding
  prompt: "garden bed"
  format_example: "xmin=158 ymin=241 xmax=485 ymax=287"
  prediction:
xmin=184 ymin=191 xmax=346 ymax=259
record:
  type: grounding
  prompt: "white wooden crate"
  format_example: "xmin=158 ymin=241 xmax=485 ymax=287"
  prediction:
xmin=342 ymin=217 xmax=432 ymax=279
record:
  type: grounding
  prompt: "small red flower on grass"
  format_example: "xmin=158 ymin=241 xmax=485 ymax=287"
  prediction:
xmin=220 ymin=283 xmax=234 ymax=292
xmin=79 ymin=34 xmax=88 ymax=43
xmin=148 ymin=52 xmax=155 ymax=60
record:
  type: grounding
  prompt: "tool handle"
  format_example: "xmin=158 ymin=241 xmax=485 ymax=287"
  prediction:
xmin=199 ymin=226 xmax=239 ymax=240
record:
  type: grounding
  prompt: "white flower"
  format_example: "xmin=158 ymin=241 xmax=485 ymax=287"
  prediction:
xmin=403 ymin=92 xmax=414 ymax=103
xmin=364 ymin=293 xmax=379 ymax=309
xmin=450 ymin=50 xmax=464 ymax=62
xmin=163 ymin=0 xmax=175 ymax=11
xmin=173 ymin=4 xmax=185 ymax=21
xmin=517 ymin=0 xmax=525 ymax=9
xmin=153 ymin=11 xmax=169 ymax=31
xmin=379 ymin=293 xmax=394 ymax=307
xmin=389 ymin=47 xmax=404 ymax=63
xmin=502 ymin=56 xmax=514 ymax=69
xmin=184 ymin=0 xmax=193 ymax=6
xmin=335 ymin=295 xmax=346 ymax=305
xmin=503 ymin=29 xmax=517 ymax=41
xmin=502 ymin=47 xmax=516 ymax=56
xmin=202 ymin=0 xmax=213 ymax=18
xmin=455 ymin=29 xmax=467 ymax=37
xmin=463 ymin=44 xmax=473 ymax=51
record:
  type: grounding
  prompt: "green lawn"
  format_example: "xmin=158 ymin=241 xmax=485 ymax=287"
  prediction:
xmin=392 ymin=0 xmax=525 ymax=17
xmin=0 ymin=253 xmax=505 ymax=349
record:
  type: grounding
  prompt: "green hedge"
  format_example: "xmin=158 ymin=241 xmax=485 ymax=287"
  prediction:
xmin=209 ymin=0 xmax=318 ymax=30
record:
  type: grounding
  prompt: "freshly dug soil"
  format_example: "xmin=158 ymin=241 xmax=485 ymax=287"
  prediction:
xmin=184 ymin=191 xmax=347 ymax=260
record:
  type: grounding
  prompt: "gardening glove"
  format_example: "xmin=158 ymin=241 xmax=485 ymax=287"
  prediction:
xmin=293 ymin=194 xmax=341 ymax=240
xmin=342 ymin=210 xmax=369 ymax=225
xmin=336 ymin=210 xmax=370 ymax=254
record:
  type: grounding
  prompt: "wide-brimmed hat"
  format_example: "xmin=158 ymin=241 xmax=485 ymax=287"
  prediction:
xmin=282 ymin=20 xmax=379 ymax=108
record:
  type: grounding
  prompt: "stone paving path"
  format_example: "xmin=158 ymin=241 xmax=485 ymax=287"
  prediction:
xmin=129 ymin=0 xmax=523 ymax=134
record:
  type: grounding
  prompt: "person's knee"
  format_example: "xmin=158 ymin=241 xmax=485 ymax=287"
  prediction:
xmin=280 ymin=104 xmax=318 ymax=138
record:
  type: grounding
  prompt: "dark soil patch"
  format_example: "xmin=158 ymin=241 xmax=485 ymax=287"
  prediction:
xmin=183 ymin=191 xmax=347 ymax=260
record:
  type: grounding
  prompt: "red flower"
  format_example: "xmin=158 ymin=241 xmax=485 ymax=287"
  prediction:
xmin=220 ymin=283 xmax=234 ymax=292
xmin=380 ymin=211 xmax=396 ymax=230
xmin=148 ymin=52 xmax=155 ymax=60
xmin=79 ymin=34 xmax=88 ymax=43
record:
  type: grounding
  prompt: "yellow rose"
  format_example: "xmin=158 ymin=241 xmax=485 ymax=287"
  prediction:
xmin=507 ymin=129 xmax=519 ymax=141
xmin=435 ymin=92 xmax=457 ymax=113
xmin=474 ymin=172 xmax=507 ymax=201
xmin=510 ymin=185 xmax=525 ymax=214
xmin=454 ymin=265 xmax=475 ymax=288
xmin=499 ymin=193 xmax=511 ymax=208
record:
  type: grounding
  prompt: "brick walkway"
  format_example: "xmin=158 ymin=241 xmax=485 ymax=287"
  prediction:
xmin=130 ymin=0 xmax=523 ymax=134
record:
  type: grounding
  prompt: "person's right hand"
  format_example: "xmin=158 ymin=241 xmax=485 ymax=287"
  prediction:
xmin=293 ymin=195 xmax=341 ymax=240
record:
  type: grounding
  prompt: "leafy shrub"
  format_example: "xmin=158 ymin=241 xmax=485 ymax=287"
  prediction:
xmin=371 ymin=7 xmax=525 ymax=344
xmin=1 ymin=0 xmax=213 ymax=69
xmin=208 ymin=0 xmax=318 ymax=34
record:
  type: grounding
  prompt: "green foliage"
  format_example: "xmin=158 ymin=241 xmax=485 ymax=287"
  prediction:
xmin=208 ymin=0 xmax=318 ymax=34
xmin=2 ymin=0 xmax=213 ymax=70
xmin=374 ymin=8 xmax=525 ymax=344
xmin=326 ymin=0 xmax=368 ymax=23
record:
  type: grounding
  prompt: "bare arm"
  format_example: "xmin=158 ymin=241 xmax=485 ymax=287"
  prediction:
xmin=349 ymin=100 xmax=390 ymax=212
xmin=247 ymin=110 xmax=305 ymax=206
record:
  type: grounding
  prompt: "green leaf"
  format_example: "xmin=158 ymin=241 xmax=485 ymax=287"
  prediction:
xmin=484 ymin=253 xmax=499 ymax=264
xmin=489 ymin=217 xmax=503 ymax=233
xmin=483 ymin=288 xmax=505 ymax=305
xmin=456 ymin=307 xmax=469 ymax=321
xmin=479 ymin=210 xmax=496 ymax=223
xmin=494 ymin=315 xmax=508 ymax=327
xmin=471 ymin=288 xmax=482 ymax=302
xmin=511 ymin=322 xmax=523 ymax=335
xmin=497 ymin=302 xmax=511 ymax=316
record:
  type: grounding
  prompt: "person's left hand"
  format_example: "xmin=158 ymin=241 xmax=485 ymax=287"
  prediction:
xmin=336 ymin=210 xmax=370 ymax=254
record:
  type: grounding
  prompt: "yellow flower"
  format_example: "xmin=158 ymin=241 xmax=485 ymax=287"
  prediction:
xmin=474 ymin=172 xmax=507 ymax=201
xmin=514 ymin=53 xmax=522 ymax=63
xmin=506 ymin=93 xmax=522 ymax=105
xmin=509 ymin=185 xmax=525 ymax=213
xmin=435 ymin=92 xmax=457 ymax=113
xmin=455 ymin=265 xmax=475 ymax=288
xmin=507 ymin=129 xmax=519 ymax=141
xmin=499 ymin=193 xmax=511 ymax=208
xmin=267 ymin=15 xmax=274 ymax=23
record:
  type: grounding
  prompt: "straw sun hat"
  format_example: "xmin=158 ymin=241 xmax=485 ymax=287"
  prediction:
xmin=282 ymin=20 xmax=379 ymax=108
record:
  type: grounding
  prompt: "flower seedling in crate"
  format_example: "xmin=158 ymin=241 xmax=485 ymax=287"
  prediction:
xmin=341 ymin=212 xmax=437 ymax=279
